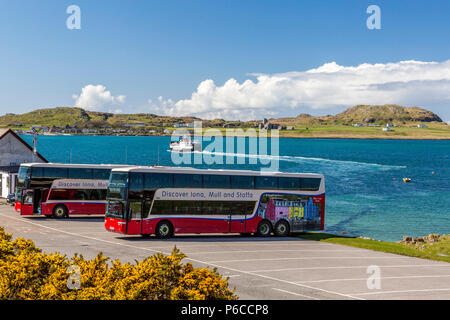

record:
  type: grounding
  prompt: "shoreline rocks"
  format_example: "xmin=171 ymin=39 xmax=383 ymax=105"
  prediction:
xmin=399 ymin=233 xmax=448 ymax=249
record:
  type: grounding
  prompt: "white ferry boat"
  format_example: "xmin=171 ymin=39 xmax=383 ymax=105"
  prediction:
xmin=169 ymin=135 xmax=201 ymax=152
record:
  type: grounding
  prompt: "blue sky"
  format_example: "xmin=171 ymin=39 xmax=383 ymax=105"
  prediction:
xmin=1 ymin=0 xmax=450 ymax=120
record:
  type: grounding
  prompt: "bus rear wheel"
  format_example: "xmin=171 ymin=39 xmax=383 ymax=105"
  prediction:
xmin=52 ymin=205 xmax=68 ymax=219
xmin=155 ymin=221 xmax=174 ymax=239
xmin=274 ymin=220 xmax=290 ymax=237
xmin=256 ymin=220 xmax=272 ymax=237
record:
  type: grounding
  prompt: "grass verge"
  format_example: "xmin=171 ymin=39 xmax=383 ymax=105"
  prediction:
xmin=296 ymin=232 xmax=450 ymax=263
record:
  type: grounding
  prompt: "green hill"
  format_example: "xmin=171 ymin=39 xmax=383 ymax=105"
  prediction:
xmin=0 ymin=107 xmax=202 ymax=129
xmin=332 ymin=104 xmax=443 ymax=124
xmin=271 ymin=104 xmax=444 ymax=127
xmin=0 ymin=104 xmax=445 ymax=133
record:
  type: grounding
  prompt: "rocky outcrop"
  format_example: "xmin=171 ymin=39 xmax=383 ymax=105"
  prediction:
xmin=399 ymin=234 xmax=449 ymax=249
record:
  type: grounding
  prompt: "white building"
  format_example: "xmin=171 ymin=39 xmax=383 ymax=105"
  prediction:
xmin=382 ymin=127 xmax=391 ymax=131
xmin=0 ymin=129 xmax=47 ymax=198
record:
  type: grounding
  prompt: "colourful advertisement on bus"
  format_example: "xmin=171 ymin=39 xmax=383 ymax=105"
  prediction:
xmin=257 ymin=193 xmax=324 ymax=232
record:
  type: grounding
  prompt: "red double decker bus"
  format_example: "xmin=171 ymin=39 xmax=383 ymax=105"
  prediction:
xmin=16 ymin=163 xmax=127 ymax=217
xmin=39 ymin=179 xmax=109 ymax=218
xmin=105 ymin=166 xmax=325 ymax=238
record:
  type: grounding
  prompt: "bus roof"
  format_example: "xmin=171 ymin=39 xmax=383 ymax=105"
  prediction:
xmin=110 ymin=166 xmax=324 ymax=179
xmin=20 ymin=163 xmax=130 ymax=169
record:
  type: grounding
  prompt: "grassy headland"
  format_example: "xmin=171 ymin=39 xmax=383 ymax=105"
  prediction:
xmin=297 ymin=232 xmax=450 ymax=263
xmin=1 ymin=104 xmax=449 ymax=139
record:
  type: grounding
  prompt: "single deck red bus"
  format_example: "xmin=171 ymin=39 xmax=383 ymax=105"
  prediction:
xmin=39 ymin=179 xmax=109 ymax=218
xmin=105 ymin=166 xmax=325 ymax=238
xmin=16 ymin=163 xmax=128 ymax=217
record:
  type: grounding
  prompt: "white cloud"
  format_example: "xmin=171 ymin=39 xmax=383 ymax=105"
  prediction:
xmin=151 ymin=60 xmax=450 ymax=120
xmin=73 ymin=84 xmax=126 ymax=112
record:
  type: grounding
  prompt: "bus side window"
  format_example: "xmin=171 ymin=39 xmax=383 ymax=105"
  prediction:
xmin=245 ymin=201 xmax=257 ymax=215
xmin=90 ymin=190 xmax=100 ymax=200
xmin=75 ymin=190 xmax=89 ymax=200
xmin=255 ymin=176 xmax=278 ymax=189
xmin=299 ymin=178 xmax=321 ymax=191
xmin=68 ymin=168 xmax=93 ymax=179
xmin=231 ymin=176 xmax=255 ymax=189
xmin=129 ymin=201 xmax=142 ymax=220
xmin=230 ymin=202 xmax=246 ymax=215
xmin=278 ymin=177 xmax=300 ymax=190
xmin=93 ymin=169 xmax=110 ymax=179
xmin=150 ymin=200 xmax=173 ymax=215
xmin=142 ymin=201 xmax=152 ymax=219
xmin=44 ymin=167 xmax=68 ymax=179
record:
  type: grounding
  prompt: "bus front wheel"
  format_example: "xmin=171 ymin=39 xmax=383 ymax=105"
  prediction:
xmin=52 ymin=205 xmax=68 ymax=219
xmin=256 ymin=220 xmax=272 ymax=237
xmin=155 ymin=221 xmax=174 ymax=239
xmin=274 ymin=220 xmax=290 ymax=237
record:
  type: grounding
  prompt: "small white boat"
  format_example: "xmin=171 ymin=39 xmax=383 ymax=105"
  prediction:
xmin=169 ymin=136 xmax=201 ymax=153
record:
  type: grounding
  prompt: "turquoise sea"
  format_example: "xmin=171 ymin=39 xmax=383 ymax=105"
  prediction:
xmin=21 ymin=135 xmax=450 ymax=242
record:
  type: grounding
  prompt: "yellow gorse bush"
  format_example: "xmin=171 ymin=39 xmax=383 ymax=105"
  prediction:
xmin=0 ymin=227 xmax=237 ymax=300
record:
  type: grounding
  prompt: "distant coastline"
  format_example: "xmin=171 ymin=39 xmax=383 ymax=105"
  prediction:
xmin=4 ymin=104 xmax=449 ymax=140
xmin=19 ymin=132 xmax=450 ymax=140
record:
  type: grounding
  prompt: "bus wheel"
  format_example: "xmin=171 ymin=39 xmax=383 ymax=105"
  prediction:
xmin=155 ymin=221 xmax=174 ymax=239
xmin=274 ymin=220 xmax=290 ymax=237
xmin=256 ymin=220 xmax=272 ymax=237
xmin=52 ymin=205 xmax=68 ymax=219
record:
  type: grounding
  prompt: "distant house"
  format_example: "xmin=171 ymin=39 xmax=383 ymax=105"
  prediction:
xmin=382 ymin=127 xmax=391 ymax=132
xmin=50 ymin=126 xmax=63 ymax=133
xmin=173 ymin=123 xmax=194 ymax=128
xmin=82 ymin=128 xmax=98 ymax=134
xmin=124 ymin=123 xmax=147 ymax=127
xmin=417 ymin=124 xmax=427 ymax=128
xmin=352 ymin=123 xmax=364 ymax=127
xmin=259 ymin=118 xmax=285 ymax=130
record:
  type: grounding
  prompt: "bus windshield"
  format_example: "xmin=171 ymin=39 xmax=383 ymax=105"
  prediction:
xmin=105 ymin=200 xmax=126 ymax=219
xmin=17 ymin=166 xmax=31 ymax=188
xmin=107 ymin=172 xmax=128 ymax=200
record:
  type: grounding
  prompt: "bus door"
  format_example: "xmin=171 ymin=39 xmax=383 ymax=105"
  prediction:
xmin=21 ymin=190 xmax=34 ymax=215
xmin=33 ymin=189 xmax=43 ymax=214
xmin=229 ymin=202 xmax=247 ymax=233
xmin=126 ymin=200 xmax=143 ymax=234
xmin=141 ymin=200 xmax=152 ymax=234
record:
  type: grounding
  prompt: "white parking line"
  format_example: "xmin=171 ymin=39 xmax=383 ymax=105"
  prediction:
xmin=296 ymin=274 xmax=450 ymax=284
xmin=0 ymin=212 xmax=363 ymax=300
xmin=350 ymin=288 xmax=450 ymax=296
xmin=272 ymin=288 xmax=319 ymax=300
xmin=209 ymin=256 xmax=410 ymax=263
xmin=180 ymin=249 xmax=359 ymax=255
xmin=251 ymin=264 xmax=450 ymax=273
